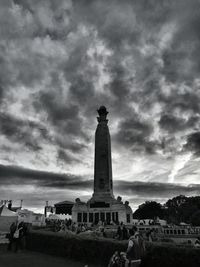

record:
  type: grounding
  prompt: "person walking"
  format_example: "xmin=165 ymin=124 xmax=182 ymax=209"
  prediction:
xmin=126 ymin=227 xmax=145 ymax=267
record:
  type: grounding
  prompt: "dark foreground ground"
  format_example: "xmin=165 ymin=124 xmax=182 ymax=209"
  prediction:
xmin=0 ymin=250 xmax=97 ymax=267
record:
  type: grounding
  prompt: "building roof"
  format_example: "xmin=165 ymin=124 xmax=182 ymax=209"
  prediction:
xmin=54 ymin=200 xmax=74 ymax=206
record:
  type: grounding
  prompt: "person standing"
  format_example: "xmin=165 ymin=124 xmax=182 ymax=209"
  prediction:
xmin=116 ymin=225 xmax=122 ymax=240
xmin=7 ymin=221 xmax=17 ymax=251
xmin=126 ymin=227 xmax=145 ymax=267
xmin=122 ymin=225 xmax=128 ymax=240
xmin=13 ymin=222 xmax=23 ymax=252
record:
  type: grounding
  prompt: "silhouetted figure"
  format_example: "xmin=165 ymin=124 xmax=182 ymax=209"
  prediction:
xmin=146 ymin=229 xmax=154 ymax=242
xmin=116 ymin=225 xmax=122 ymax=240
xmin=13 ymin=222 xmax=24 ymax=252
xmin=126 ymin=228 xmax=145 ymax=267
xmin=122 ymin=225 xmax=128 ymax=240
xmin=7 ymin=221 xmax=17 ymax=251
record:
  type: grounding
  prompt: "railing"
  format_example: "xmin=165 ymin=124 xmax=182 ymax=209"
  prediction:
xmin=136 ymin=225 xmax=200 ymax=237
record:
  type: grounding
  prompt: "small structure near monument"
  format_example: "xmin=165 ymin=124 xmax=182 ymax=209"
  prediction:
xmin=54 ymin=200 xmax=74 ymax=215
xmin=72 ymin=106 xmax=133 ymax=225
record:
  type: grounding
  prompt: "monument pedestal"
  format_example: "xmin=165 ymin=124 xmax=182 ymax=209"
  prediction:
xmin=72 ymin=196 xmax=132 ymax=225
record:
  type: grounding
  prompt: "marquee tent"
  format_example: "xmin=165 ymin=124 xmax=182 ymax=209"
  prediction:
xmin=0 ymin=205 xmax=18 ymax=232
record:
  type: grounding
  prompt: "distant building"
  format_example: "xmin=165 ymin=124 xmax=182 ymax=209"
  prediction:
xmin=72 ymin=106 xmax=133 ymax=225
xmin=17 ymin=209 xmax=45 ymax=226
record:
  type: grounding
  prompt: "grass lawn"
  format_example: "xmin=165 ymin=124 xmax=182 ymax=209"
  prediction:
xmin=0 ymin=250 xmax=97 ymax=267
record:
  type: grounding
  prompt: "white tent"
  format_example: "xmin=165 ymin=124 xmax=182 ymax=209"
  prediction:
xmin=0 ymin=205 xmax=18 ymax=232
xmin=0 ymin=205 xmax=17 ymax=216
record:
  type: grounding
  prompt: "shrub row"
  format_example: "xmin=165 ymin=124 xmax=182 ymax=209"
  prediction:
xmin=26 ymin=230 xmax=200 ymax=267
xmin=141 ymin=243 xmax=200 ymax=267
xmin=26 ymin=230 xmax=127 ymax=266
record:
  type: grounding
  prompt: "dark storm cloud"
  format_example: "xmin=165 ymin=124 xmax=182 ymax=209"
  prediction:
xmin=35 ymin=91 xmax=79 ymax=126
xmin=33 ymin=89 xmax=90 ymax=153
xmin=71 ymin=0 xmax=200 ymax=155
xmin=115 ymin=180 xmax=200 ymax=198
xmin=0 ymin=0 xmax=200 ymax=209
xmin=159 ymin=114 xmax=199 ymax=133
xmin=161 ymin=2 xmax=200 ymax=84
xmin=107 ymin=61 xmax=131 ymax=101
xmin=1 ymin=0 xmax=199 ymax=157
xmin=2 ymin=164 xmax=199 ymax=201
xmin=184 ymin=132 xmax=200 ymax=156
xmin=57 ymin=140 xmax=87 ymax=153
xmin=158 ymin=90 xmax=200 ymax=114
xmin=114 ymin=116 xmax=159 ymax=154
xmin=0 ymin=112 xmax=52 ymax=151
xmin=57 ymin=149 xmax=80 ymax=164
xmin=0 ymin=85 xmax=4 ymax=103
xmin=0 ymin=0 xmax=74 ymax=102
xmin=9 ymin=0 xmax=74 ymax=39
xmin=0 ymin=164 xmax=92 ymax=190
xmin=74 ymin=0 xmax=141 ymax=48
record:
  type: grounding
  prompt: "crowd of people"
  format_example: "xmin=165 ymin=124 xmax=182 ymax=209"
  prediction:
xmin=45 ymin=218 xmax=158 ymax=242
xmin=46 ymin=218 xmax=91 ymax=234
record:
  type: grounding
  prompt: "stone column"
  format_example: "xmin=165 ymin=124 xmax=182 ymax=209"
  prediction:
xmin=92 ymin=106 xmax=114 ymax=201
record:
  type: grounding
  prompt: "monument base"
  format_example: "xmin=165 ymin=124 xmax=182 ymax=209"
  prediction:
xmin=72 ymin=196 xmax=133 ymax=225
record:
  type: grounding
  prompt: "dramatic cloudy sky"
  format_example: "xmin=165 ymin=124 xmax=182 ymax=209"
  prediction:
xmin=1 ymin=0 xmax=200 ymax=213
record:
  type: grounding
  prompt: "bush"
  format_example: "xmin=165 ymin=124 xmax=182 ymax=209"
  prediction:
xmin=141 ymin=243 xmax=200 ymax=267
xmin=0 ymin=244 xmax=7 ymax=253
xmin=26 ymin=230 xmax=200 ymax=267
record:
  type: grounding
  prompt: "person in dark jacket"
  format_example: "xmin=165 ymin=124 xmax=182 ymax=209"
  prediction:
xmin=122 ymin=225 xmax=128 ymax=240
xmin=126 ymin=228 xmax=145 ymax=267
xmin=13 ymin=222 xmax=24 ymax=252
xmin=116 ymin=225 xmax=123 ymax=240
xmin=7 ymin=221 xmax=17 ymax=251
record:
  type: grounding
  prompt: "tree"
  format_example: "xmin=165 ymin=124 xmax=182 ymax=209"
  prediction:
xmin=164 ymin=195 xmax=188 ymax=224
xmin=133 ymin=201 xmax=164 ymax=219
xmin=164 ymin=195 xmax=200 ymax=225
xmin=191 ymin=210 xmax=200 ymax=226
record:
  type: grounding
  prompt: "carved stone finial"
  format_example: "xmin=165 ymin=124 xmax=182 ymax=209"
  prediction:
xmin=75 ymin=198 xmax=80 ymax=203
xmin=97 ymin=106 xmax=108 ymax=123
xmin=117 ymin=196 xmax=122 ymax=203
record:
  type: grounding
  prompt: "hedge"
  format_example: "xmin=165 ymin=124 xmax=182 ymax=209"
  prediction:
xmin=26 ymin=230 xmax=200 ymax=267
xmin=26 ymin=230 xmax=127 ymax=266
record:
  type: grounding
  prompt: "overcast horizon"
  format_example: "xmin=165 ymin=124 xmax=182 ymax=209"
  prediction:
xmin=1 ymin=0 xmax=200 ymax=214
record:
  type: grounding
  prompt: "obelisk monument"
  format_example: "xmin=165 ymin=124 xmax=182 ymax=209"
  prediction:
xmin=91 ymin=106 xmax=114 ymax=202
xmin=72 ymin=106 xmax=133 ymax=225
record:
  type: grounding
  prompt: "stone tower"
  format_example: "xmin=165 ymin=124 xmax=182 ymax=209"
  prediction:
xmin=92 ymin=106 xmax=114 ymax=201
